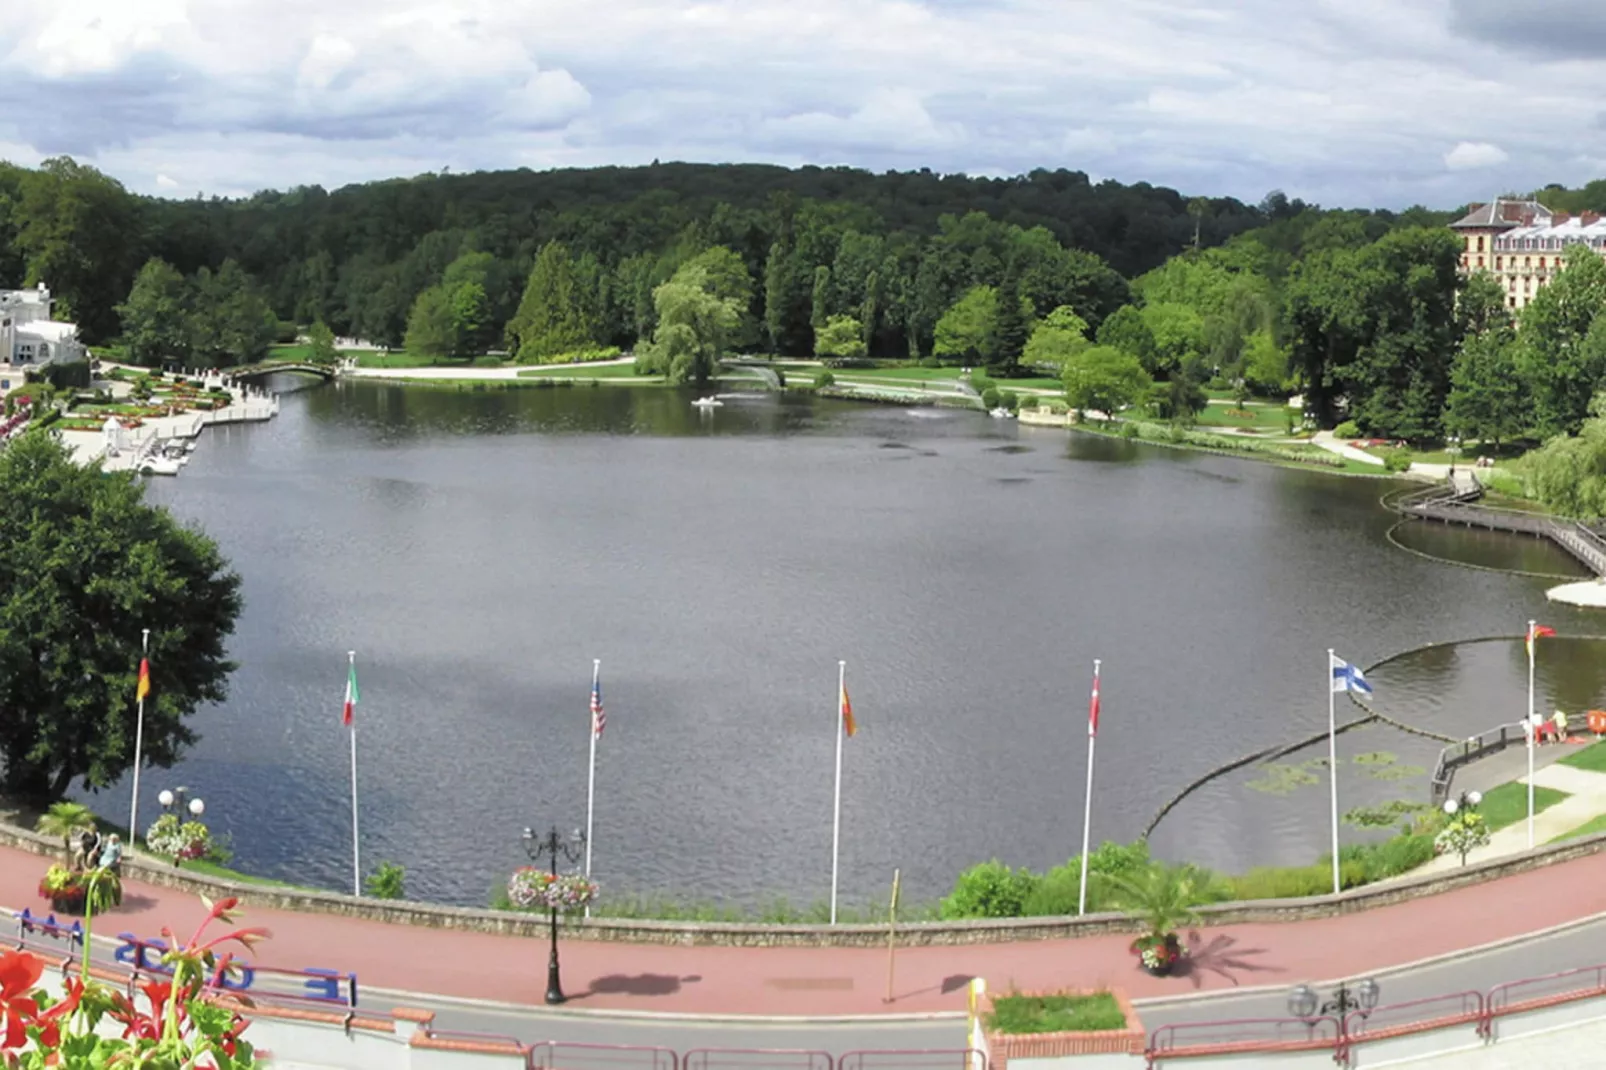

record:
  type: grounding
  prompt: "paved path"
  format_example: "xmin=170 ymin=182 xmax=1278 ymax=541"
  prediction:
xmin=343 ymin=358 xmax=635 ymax=381
xmin=8 ymin=841 xmax=1606 ymax=1024
xmin=1413 ymin=758 xmax=1606 ymax=875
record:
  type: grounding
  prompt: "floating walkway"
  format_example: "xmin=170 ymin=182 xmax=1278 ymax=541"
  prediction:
xmin=1390 ymin=475 xmax=1606 ymax=605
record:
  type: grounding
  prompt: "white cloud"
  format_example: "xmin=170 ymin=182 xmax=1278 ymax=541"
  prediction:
xmin=1444 ymin=141 xmax=1510 ymax=171
xmin=154 ymin=172 xmax=179 ymax=188
xmin=0 ymin=1 xmax=1599 ymax=207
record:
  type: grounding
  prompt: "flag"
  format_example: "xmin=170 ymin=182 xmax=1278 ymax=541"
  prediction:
xmin=343 ymin=660 xmax=359 ymax=727
xmin=1088 ymin=665 xmax=1101 ymax=737
xmin=840 ymin=682 xmax=856 ymax=738
xmin=1527 ymin=623 xmax=1557 ymax=658
xmin=591 ymin=675 xmax=606 ymax=738
xmin=136 ymin=658 xmax=150 ymax=703
xmin=1331 ymin=655 xmax=1373 ymax=696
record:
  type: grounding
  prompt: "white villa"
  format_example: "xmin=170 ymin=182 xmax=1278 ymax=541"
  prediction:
xmin=0 ymin=283 xmax=88 ymax=398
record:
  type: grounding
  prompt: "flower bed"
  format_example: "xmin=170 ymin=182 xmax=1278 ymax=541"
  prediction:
xmin=146 ymin=814 xmax=213 ymax=862
xmin=983 ymin=988 xmax=1145 ymax=1059
xmin=506 ymin=868 xmax=599 ymax=912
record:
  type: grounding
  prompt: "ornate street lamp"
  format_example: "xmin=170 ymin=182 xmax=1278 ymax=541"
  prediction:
xmin=521 ymin=825 xmax=586 ymax=1004
xmin=1442 ymin=789 xmax=1482 ymax=817
xmin=1288 ymin=978 xmax=1381 ymax=1021
xmin=157 ymin=787 xmax=206 ymax=820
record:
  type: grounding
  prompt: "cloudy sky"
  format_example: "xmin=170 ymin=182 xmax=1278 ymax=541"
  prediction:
xmin=0 ymin=0 xmax=1602 ymax=209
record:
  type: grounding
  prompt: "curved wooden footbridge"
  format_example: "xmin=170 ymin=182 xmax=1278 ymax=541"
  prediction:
xmin=1392 ymin=473 xmax=1606 ymax=577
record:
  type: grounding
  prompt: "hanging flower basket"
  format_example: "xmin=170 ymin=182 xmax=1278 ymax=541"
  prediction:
xmin=1130 ymin=933 xmax=1186 ymax=977
xmin=507 ymin=867 xmax=599 ymax=912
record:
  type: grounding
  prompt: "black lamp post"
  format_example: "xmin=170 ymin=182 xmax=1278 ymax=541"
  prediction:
xmin=521 ymin=825 xmax=586 ymax=1005
xmin=156 ymin=787 xmax=205 ymax=868
xmin=1288 ymin=978 xmax=1381 ymax=1021
xmin=1442 ymin=789 xmax=1484 ymax=866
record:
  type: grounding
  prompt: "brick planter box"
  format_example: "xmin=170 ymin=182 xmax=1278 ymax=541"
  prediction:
xmin=985 ymin=988 xmax=1145 ymax=1067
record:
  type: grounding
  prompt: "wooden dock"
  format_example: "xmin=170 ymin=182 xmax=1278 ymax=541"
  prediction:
xmin=1392 ymin=475 xmax=1606 ymax=577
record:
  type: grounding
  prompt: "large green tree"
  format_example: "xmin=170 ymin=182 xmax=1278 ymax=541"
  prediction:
xmin=814 ymin=314 xmax=866 ymax=359
xmin=1023 ymin=306 xmax=1090 ymax=369
xmin=504 ymin=242 xmax=602 ymax=361
xmin=1445 ymin=328 xmax=1527 ymax=449
xmin=1518 ymin=247 xmax=1606 ymax=437
xmin=932 ymin=285 xmax=997 ymax=364
xmin=1062 ymin=345 xmax=1150 ymax=419
xmin=0 ymin=434 xmax=241 ymax=801
xmin=637 ymin=263 xmax=742 ymax=386
xmin=188 ymin=260 xmax=276 ymax=366
xmin=117 ymin=258 xmax=192 ymax=366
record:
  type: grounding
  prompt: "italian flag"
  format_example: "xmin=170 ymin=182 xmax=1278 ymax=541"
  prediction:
xmin=343 ymin=660 xmax=359 ymax=727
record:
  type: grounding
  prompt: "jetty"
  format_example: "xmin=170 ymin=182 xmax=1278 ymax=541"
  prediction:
xmin=1393 ymin=474 xmax=1606 ymax=578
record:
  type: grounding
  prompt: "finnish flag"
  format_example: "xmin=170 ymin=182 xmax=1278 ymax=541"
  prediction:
xmin=1331 ymin=655 xmax=1374 ymax=696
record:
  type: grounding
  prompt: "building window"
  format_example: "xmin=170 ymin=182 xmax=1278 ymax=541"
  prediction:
xmin=1496 ymin=256 xmax=1503 ymax=269
xmin=1477 ymin=236 xmax=1486 ymax=251
xmin=1509 ymin=296 xmax=1517 ymax=307
xmin=1540 ymin=258 xmax=1547 ymax=268
xmin=1475 ymin=256 xmax=1483 ymax=267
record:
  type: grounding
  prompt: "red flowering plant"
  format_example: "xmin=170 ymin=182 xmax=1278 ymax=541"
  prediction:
xmin=0 ymin=887 xmax=268 ymax=1068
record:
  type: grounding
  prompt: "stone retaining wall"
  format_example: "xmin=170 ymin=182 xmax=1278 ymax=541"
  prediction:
xmin=5 ymin=821 xmax=1603 ymax=948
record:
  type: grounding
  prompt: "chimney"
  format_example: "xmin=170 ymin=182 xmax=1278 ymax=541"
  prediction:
xmin=1583 ymin=211 xmax=1601 ymax=226
xmin=1554 ymin=212 xmax=1571 ymax=225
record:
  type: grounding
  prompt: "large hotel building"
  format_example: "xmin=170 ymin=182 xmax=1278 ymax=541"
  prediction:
xmin=1450 ymin=198 xmax=1606 ymax=311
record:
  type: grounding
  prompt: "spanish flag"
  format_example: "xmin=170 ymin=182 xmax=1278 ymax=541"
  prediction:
xmin=840 ymin=682 xmax=856 ymax=738
xmin=1527 ymin=623 xmax=1557 ymax=658
xmin=136 ymin=658 xmax=151 ymax=702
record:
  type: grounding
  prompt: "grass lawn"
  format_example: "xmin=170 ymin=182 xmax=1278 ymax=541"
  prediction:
xmin=350 ymin=351 xmax=508 ymax=369
xmin=985 ymin=991 xmax=1126 ymax=1035
xmin=1478 ymin=780 xmax=1570 ymax=831
xmin=517 ymin=362 xmax=647 ymax=379
xmin=1549 ymin=812 xmax=1606 ymax=844
xmin=173 ymin=857 xmax=315 ymax=890
xmin=1560 ymin=739 xmax=1606 ymax=773
xmin=1194 ymin=401 xmax=1292 ymax=433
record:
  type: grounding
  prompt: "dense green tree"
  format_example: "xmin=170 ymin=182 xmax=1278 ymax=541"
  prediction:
xmin=1526 ymin=393 xmax=1606 ymax=517
xmin=1518 ymin=248 xmax=1606 ymax=436
xmin=1062 ymin=345 xmax=1150 ymax=419
xmin=638 ymin=263 xmax=742 ymax=386
xmin=1445 ymin=328 xmax=1528 ymax=449
xmin=1139 ymin=303 xmax=1205 ymax=377
xmin=1147 ymin=373 xmax=1209 ymax=423
xmin=403 ymin=285 xmax=454 ymax=358
xmin=307 ymin=321 xmax=338 ymax=365
xmin=1096 ymin=305 xmax=1158 ymax=370
xmin=189 ymin=260 xmax=276 ymax=366
xmin=933 ymin=285 xmax=997 ymax=364
xmin=814 ymin=314 xmax=866 ymax=359
xmin=0 ymin=434 xmax=241 ymax=801
xmin=682 ymin=246 xmax=757 ymax=348
xmin=117 ymin=258 xmax=192 ymax=366
xmin=504 ymin=242 xmax=601 ymax=361
xmin=763 ymin=242 xmax=810 ymax=355
xmin=991 ymin=269 xmax=1029 ymax=377
xmin=1023 ymin=306 xmax=1090 ymax=370
xmin=1240 ymin=329 xmax=1289 ymax=393
xmin=14 ymin=158 xmax=138 ymax=341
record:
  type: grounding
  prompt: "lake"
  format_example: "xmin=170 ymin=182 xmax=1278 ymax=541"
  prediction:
xmin=111 ymin=380 xmax=1606 ymax=909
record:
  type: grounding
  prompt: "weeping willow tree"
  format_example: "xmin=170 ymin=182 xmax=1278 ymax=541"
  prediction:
xmin=1525 ymin=391 xmax=1606 ymax=518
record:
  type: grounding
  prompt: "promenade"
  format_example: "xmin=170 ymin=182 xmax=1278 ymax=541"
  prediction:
xmin=5 ymin=840 xmax=1606 ymax=1018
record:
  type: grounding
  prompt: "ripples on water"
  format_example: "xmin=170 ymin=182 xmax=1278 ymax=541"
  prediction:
xmin=97 ymin=381 xmax=1606 ymax=908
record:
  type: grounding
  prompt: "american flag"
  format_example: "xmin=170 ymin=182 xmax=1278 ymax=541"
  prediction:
xmin=591 ymin=676 xmax=606 ymax=739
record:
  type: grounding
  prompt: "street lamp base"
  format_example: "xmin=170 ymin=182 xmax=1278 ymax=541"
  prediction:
xmin=545 ymin=985 xmax=566 ymax=1005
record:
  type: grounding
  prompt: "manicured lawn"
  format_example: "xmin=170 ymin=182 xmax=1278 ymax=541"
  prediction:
xmin=1478 ymin=780 xmax=1570 ymax=831
xmin=1560 ymin=739 xmax=1606 ymax=773
xmin=1193 ymin=401 xmax=1292 ymax=432
xmin=517 ymin=362 xmax=647 ymax=379
xmin=1549 ymin=812 xmax=1606 ymax=844
xmin=985 ymin=991 xmax=1126 ymax=1035
xmin=350 ymin=351 xmax=507 ymax=369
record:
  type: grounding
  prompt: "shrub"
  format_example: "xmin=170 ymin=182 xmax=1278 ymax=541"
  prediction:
xmin=940 ymin=860 xmax=1038 ymax=919
xmin=1228 ymin=861 xmax=1365 ymax=900
xmin=1119 ymin=420 xmax=1140 ymax=439
xmin=1382 ymin=448 xmax=1413 ymax=473
xmin=918 ymin=356 xmax=942 ymax=368
xmin=1018 ymin=395 xmax=1039 ymax=411
xmin=1333 ymin=420 xmax=1361 ymax=439
xmin=1044 ymin=399 xmax=1069 ymax=415
xmin=1358 ymin=833 xmax=1437 ymax=880
xmin=366 ymin=861 xmax=406 ymax=899
xmin=1022 ymin=841 xmax=1152 ymax=916
xmin=999 ymin=389 xmax=1019 ymax=411
xmin=971 ymin=372 xmax=997 ymax=396
xmin=814 ymin=370 xmax=835 ymax=388
xmin=981 ymin=387 xmax=1002 ymax=409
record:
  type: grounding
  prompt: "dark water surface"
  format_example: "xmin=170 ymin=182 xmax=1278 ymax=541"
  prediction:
xmin=102 ymin=380 xmax=1606 ymax=908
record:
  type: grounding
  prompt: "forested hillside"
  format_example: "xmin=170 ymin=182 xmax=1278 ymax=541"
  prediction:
xmin=0 ymin=156 xmax=1436 ymax=361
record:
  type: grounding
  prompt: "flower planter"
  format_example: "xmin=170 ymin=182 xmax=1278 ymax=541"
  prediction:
xmin=1131 ymin=932 xmax=1186 ymax=977
xmin=49 ymin=894 xmax=86 ymax=916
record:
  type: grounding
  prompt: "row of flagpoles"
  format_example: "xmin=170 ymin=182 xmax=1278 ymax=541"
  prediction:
xmin=121 ymin=623 xmax=1563 ymax=913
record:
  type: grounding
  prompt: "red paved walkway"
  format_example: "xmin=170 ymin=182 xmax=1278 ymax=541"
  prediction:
xmin=4 ymin=843 xmax=1603 ymax=1016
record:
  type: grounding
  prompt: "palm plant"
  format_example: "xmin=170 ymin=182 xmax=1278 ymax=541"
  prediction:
xmin=1099 ymin=861 xmax=1224 ymax=941
xmin=36 ymin=801 xmax=96 ymax=860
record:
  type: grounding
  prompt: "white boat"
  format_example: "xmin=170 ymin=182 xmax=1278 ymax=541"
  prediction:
xmin=137 ymin=455 xmax=181 ymax=476
xmin=990 ymin=407 xmax=1015 ymax=419
xmin=692 ymin=397 xmax=723 ymax=408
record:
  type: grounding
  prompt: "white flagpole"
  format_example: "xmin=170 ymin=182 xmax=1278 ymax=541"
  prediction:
xmin=1527 ymin=620 xmax=1536 ymax=850
xmin=1078 ymin=659 xmax=1101 ymax=916
xmin=349 ymin=651 xmax=361 ymax=898
xmin=831 ymin=659 xmax=846 ymax=926
xmin=1328 ymin=649 xmax=1341 ymax=896
xmin=585 ymin=658 xmax=600 ymax=919
xmin=129 ymin=627 xmax=150 ymax=841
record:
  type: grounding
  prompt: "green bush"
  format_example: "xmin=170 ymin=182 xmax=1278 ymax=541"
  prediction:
xmin=813 ymin=370 xmax=835 ymax=388
xmin=918 ymin=356 xmax=942 ymax=368
xmin=1045 ymin=398 xmax=1069 ymax=415
xmin=1018 ymin=395 xmax=1039 ymax=411
xmin=536 ymin=346 xmax=621 ymax=366
xmin=1382 ymin=448 xmax=1413 ymax=473
xmin=1353 ymin=833 xmax=1437 ymax=881
xmin=1119 ymin=420 xmax=1140 ymax=439
xmin=1022 ymin=841 xmax=1152 ymax=916
xmin=1228 ymin=860 xmax=1366 ymax=900
xmin=970 ymin=372 xmax=997 ymax=396
xmin=366 ymin=861 xmax=406 ymax=900
xmin=940 ymin=860 xmax=1038 ymax=919
xmin=999 ymin=389 xmax=1019 ymax=412
xmin=981 ymin=387 xmax=1001 ymax=409
xmin=1333 ymin=420 xmax=1361 ymax=439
